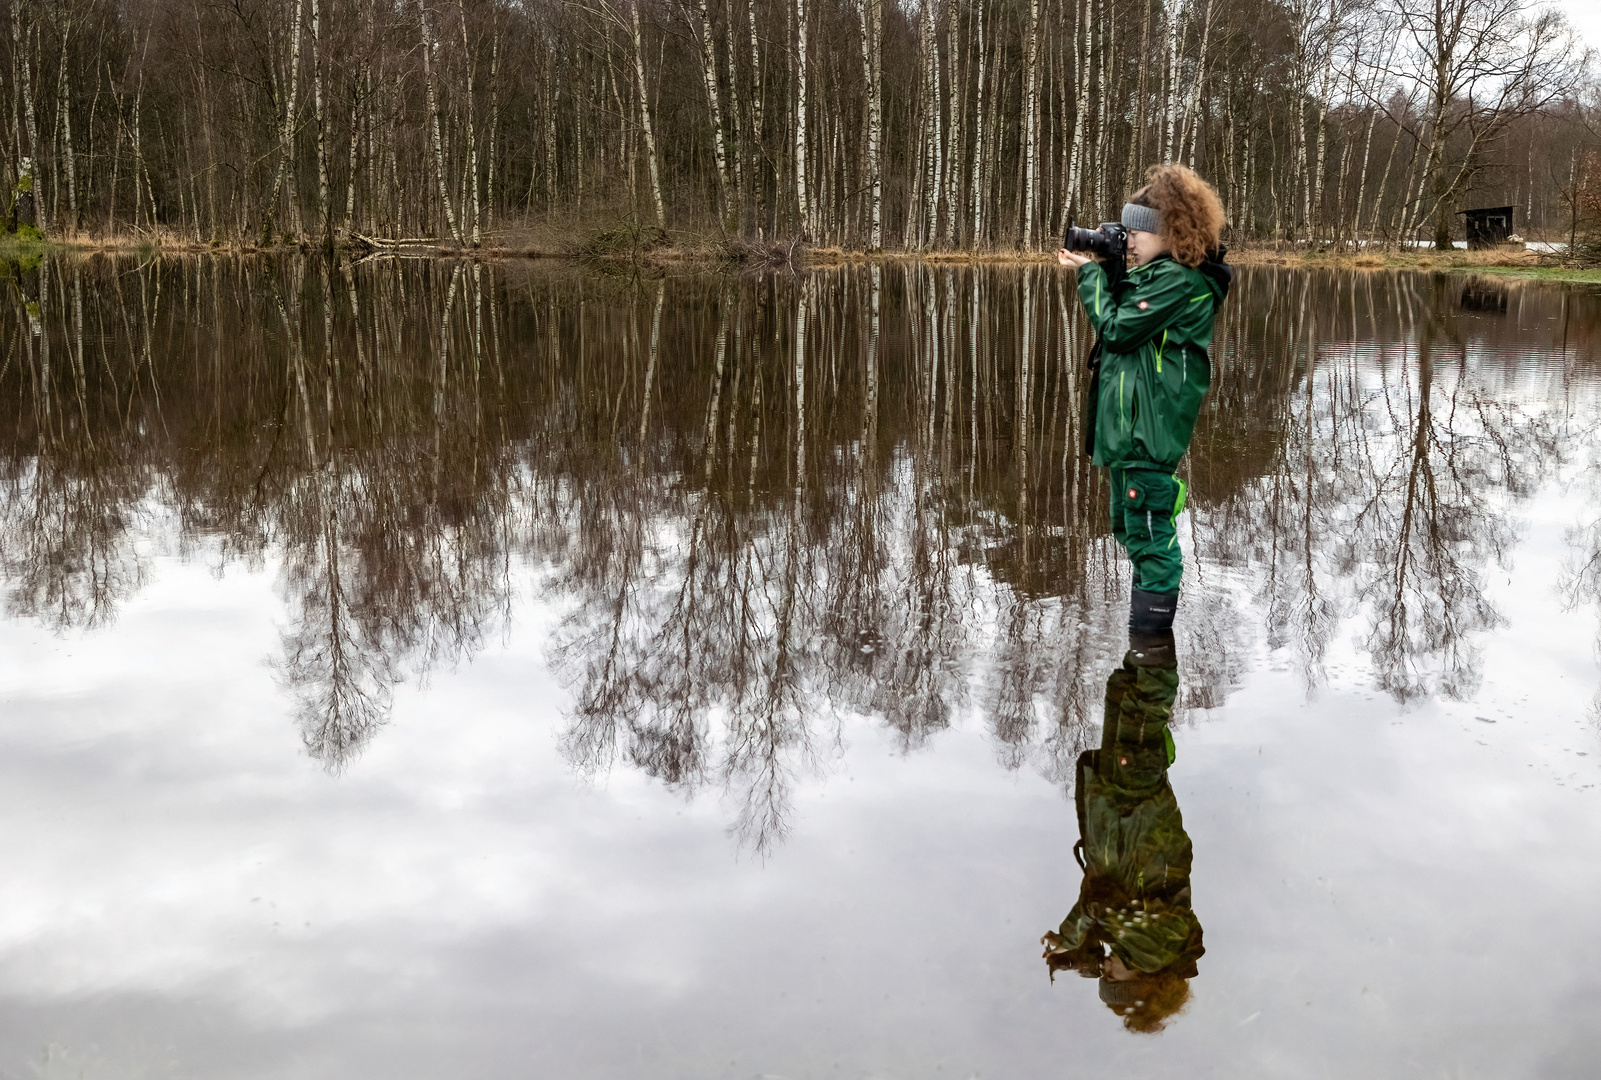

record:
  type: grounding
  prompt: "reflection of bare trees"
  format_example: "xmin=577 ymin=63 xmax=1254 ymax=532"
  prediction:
xmin=1198 ymin=271 xmax=1562 ymax=702
xmin=3 ymin=257 xmax=1594 ymax=843
xmin=0 ymin=261 xmax=150 ymax=629
xmin=543 ymin=265 xmax=1227 ymax=849
xmin=1 ymin=256 xmax=519 ymax=771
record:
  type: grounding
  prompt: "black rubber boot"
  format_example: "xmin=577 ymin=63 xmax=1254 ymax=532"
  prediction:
xmin=1129 ymin=587 xmax=1178 ymax=634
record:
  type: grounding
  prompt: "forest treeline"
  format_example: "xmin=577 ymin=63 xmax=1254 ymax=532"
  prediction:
xmin=4 ymin=0 xmax=1597 ymax=250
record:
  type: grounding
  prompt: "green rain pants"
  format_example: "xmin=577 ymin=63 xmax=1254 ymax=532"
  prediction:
xmin=1108 ymin=466 xmax=1187 ymax=595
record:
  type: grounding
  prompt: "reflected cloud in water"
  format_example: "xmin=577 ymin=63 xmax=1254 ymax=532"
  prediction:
xmin=2 ymin=256 xmax=1597 ymax=849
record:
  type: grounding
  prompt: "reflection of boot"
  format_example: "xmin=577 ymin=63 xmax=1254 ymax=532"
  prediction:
xmin=1130 ymin=587 xmax=1178 ymax=634
xmin=1127 ymin=628 xmax=1175 ymax=668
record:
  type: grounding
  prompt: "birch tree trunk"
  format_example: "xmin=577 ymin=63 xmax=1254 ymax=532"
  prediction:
xmin=56 ymin=25 xmax=78 ymax=232
xmin=311 ymin=0 xmax=330 ymax=245
xmin=1129 ymin=0 xmax=1153 ymax=193
xmin=1423 ymin=49 xmax=1452 ymax=250
xmin=1308 ymin=6 xmax=1338 ymax=242
xmin=921 ymin=0 xmax=943 ymax=247
xmin=487 ymin=28 xmax=500 ymax=231
xmin=344 ymin=0 xmax=374 ymax=231
xmin=266 ymin=0 xmax=306 ymax=242
xmin=694 ymin=0 xmax=733 ymax=230
xmin=17 ymin=6 xmax=48 ymax=233
xmin=628 ymin=0 xmax=667 ymax=227
xmin=792 ymin=0 xmax=810 ymax=234
xmin=857 ymin=0 xmax=882 ymax=249
xmin=747 ymin=0 xmax=765 ymax=236
xmin=1161 ymin=0 xmax=1181 ymax=161
xmin=422 ymin=4 xmax=464 ymax=242
xmin=543 ymin=56 xmax=557 ymax=216
xmin=726 ymin=0 xmax=746 ymax=232
xmin=1292 ymin=46 xmax=1310 ymax=240
xmin=942 ymin=0 xmax=964 ymax=244
xmin=968 ymin=0 xmax=987 ymax=244
xmin=1368 ymin=100 xmax=1409 ymax=240
xmin=1179 ymin=0 xmax=1212 ymax=166
xmin=1064 ymin=0 xmax=1087 ymax=225
xmin=461 ymin=3 xmax=481 ymax=245
xmin=1020 ymin=0 xmax=1041 ymax=247
xmin=1094 ymin=0 xmax=1112 ymax=215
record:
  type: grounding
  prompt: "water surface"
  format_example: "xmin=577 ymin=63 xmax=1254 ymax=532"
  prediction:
xmin=1 ymin=257 xmax=1599 ymax=1078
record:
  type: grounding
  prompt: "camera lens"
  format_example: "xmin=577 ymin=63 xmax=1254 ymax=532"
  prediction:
xmin=1066 ymin=226 xmax=1109 ymax=256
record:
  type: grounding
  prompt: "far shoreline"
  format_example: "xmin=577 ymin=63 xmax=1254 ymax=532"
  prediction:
xmin=7 ymin=230 xmax=1600 ymax=283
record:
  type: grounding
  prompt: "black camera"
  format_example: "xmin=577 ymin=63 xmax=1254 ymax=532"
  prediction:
xmin=1063 ymin=221 xmax=1128 ymax=260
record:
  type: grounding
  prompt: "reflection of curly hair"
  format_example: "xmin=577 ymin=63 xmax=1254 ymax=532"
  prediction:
xmin=1106 ymin=969 xmax=1194 ymax=1034
xmin=1130 ymin=164 xmax=1225 ymax=268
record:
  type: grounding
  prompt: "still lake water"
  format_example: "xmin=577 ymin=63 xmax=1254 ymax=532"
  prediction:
xmin=1 ymin=256 xmax=1599 ymax=1078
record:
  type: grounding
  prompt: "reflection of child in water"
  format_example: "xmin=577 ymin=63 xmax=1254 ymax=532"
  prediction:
xmin=1042 ymin=631 xmax=1202 ymax=1034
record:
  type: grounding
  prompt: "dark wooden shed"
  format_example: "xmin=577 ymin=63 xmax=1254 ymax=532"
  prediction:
xmin=1459 ymin=206 xmax=1515 ymax=250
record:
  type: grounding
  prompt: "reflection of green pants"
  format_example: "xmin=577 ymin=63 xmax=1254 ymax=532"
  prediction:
xmin=1109 ymin=466 xmax=1187 ymax=594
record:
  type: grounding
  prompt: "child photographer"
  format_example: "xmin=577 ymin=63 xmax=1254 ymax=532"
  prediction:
xmin=1058 ymin=163 xmax=1232 ymax=636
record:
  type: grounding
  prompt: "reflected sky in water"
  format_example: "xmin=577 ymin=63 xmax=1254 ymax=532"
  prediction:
xmin=1 ymin=257 xmax=1599 ymax=1077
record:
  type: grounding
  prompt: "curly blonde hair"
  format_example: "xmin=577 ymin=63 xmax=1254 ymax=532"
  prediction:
xmin=1106 ymin=969 xmax=1194 ymax=1034
xmin=1130 ymin=164 xmax=1225 ymax=268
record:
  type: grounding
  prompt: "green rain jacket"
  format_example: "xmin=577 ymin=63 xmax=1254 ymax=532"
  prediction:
xmin=1078 ymin=253 xmax=1231 ymax=470
xmin=1043 ymin=659 xmax=1204 ymax=977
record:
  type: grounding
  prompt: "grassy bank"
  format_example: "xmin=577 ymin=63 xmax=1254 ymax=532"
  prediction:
xmin=1443 ymin=264 xmax=1601 ymax=284
xmin=12 ymin=226 xmax=1601 ymax=284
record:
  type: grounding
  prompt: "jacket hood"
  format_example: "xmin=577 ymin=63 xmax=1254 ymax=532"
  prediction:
xmin=1197 ymin=246 xmax=1232 ymax=299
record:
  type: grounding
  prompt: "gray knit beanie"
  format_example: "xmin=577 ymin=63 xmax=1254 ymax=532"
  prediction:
xmin=1121 ymin=202 xmax=1162 ymax=234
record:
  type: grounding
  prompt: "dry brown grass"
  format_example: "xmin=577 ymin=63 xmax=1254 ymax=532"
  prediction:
xmin=62 ymin=224 xmax=278 ymax=253
xmin=1225 ymin=243 xmax=1541 ymax=271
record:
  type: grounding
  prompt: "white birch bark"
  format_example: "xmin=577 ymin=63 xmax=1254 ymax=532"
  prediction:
xmin=56 ymin=27 xmax=77 ymax=231
xmin=629 ymin=0 xmax=667 ymax=227
xmin=461 ymin=1 xmax=481 ymax=245
xmin=1309 ymin=8 xmax=1339 ymax=241
xmin=968 ymin=0 xmax=987 ymax=244
xmin=487 ymin=28 xmax=500 ymax=231
xmin=267 ymin=0 xmax=306 ymax=239
xmin=1288 ymin=1 xmax=1317 ymax=240
xmin=1365 ymin=114 xmax=1401 ymax=239
xmin=311 ymin=0 xmax=330 ymax=242
xmin=693 ymin=0 xmax=733 ymax=229
xmin=1130 ymin=0 xmax=1153 ymax=193
xmin=544 ymin=60 xmax=557 ymax=215
xmin=747 ymin=0 xmax=765 ymax=236
xmin=792 ymin=0 xmax=810 ymax=234
xmin=1161 ymin=0 xmax=1182 ymax=162
xmin=943 ymin=0 xmax=964 ymax=244
xmin=726 ymin=0 xmax=746 ymax=230
xmin=20 ymin=19 xmax=46 ymax=232
xmin=421 ymin=2 xmax=464 ymax=243
xmin=345 ymin=93 xmax=361 ymax=228
xmin=857 ymin=0 xmax=883 ymax=248
xmin=1179 ymin=0 xmax=1212 ymax=166
xmin=1064 ymin=0 xmax=1087 ymax=224
xmin=921 ymin=0 xmax=943 ymax=247
xmin=1021 ymin=0 xmax=1041 ymax=246
xmin=1094 ymin=0 xmax=1111 ymax=214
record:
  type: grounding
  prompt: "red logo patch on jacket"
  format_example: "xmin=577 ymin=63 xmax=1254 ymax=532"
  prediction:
xmin=1138 ymin=301 xmax=1149 ymax=310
